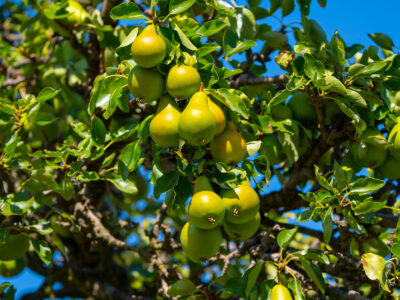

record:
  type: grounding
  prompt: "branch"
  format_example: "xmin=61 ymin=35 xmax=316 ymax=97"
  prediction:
xmin=325 ymin=285 xmax=370 ymax=300
xmin=229 ymin=74 xmax=288 ymax=88
xmin=101 ymin=0 xmax=122 ymax=25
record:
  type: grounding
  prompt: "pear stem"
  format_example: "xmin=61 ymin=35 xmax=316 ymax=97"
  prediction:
xmin=199 ymin=82 xmax=203 ymax=91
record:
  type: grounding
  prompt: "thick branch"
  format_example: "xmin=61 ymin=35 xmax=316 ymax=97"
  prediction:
xmin=229 ymin=74 xmax=288 ymax=88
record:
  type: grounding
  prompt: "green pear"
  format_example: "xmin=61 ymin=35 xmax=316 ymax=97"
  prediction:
xmin=128 ymin=66 xmax=164 ymax=103
xmin=178 ymin=91 xmax=217 ymax=146
xmin=150 ymin=95 xmax=181 ymax=148
xmin=286 ymin=92 xmax=317 ymax=124
xmin=131 ymin=24 xmax=166 ymax=68
xmin=166 ymin=65 xmax=201 ymax=100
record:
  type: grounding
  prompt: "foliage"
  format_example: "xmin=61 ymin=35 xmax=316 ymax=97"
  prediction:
xmin=1 ymin=0 xmax=400 ymax=299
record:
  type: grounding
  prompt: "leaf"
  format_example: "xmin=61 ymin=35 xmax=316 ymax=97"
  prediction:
xmin=173 ymin=23 xmax=197 ymax=51
xmin=243 ymin=262 xmax=263 ymax=296
xmin=299 ymin=257 xmax=325 ymax=293
xmin=282 ymin=0 xmax=295 ymax=16
xmin=32 ymin=239 xmax=52 ymax=264
xmin=293 ymin=249 xmax=330 ymax=265
xmin=223 ymin=30 xmax=256 ymax=57
xmin=322 ymin=208 xmax=333 ymax=244
xmin=167 ymin=279 xmax=198 ymax=297
xmin=391 ymin=243 xmax=400 ymax=258
xmin=91 ymin=117 xmax=106 ymax=147
xmin=208 ymin=89 xmax=249 ymax=119
xmin=269 ymin=90 xmax=292 ymax=107
xmin=288 ymin=279 xmax=306 ymax=300
xmin=296 ymin=0 xmax=311 ymax=16
xmin=246 ymin=141 xmax=262 ymax=156
xmin=277 ymin=227 xmax=297 ymax=248
xmin=353 ymin=201 xmax=385 ymax=215
xmin=1 ymin=192 xmax=34 ymax=216
xmin=344 ymin=89 xmax=367 ymax=108
xmin=118 ymin=141 xmax=143 ymax=173
xmin=37 ymin=87 xmax=60 ymax=102
xmin=323 ymin=75 xmax=347 ymax=95
xmin=361 ymin=253 xmax=389 ymax=292
xmin=0 ymin=282 xmax=12 ymax=294
xmin=368 ymin=33 xmax=394 ymax=50
xmin=154 ymin=171 xmax=180 ymax=199
xmin=350 ymin=178 xmax=385 ymax=195
xmin=77 ymin=171 xmax=100 ymax=182
xmin=197 ymin=43 xmax=221 ymax=57
xmin=110 ymin=2 xmax=145 ymax=20
xmin=197 ymin=20 xmax=227 ymax=37
xmin=30 ymin=219 xmax=53 ymax=235
xmin=169 ymin=0 xmax=196 ymax=14
xmin=314 ymin=165 xmax=333 ymax=192
xmin=360 ymin=61 xmax=387 ymax=75
xmin=103 ymin=173 xmax=138 ymax=194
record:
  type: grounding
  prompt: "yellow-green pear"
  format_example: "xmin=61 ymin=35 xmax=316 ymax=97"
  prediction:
xmin=150 ymin=95 xmax=181 ymax=148
xmin=210 ymin=122 xmax=247 ymax=165
xmin=131 ymin=24 xmax=166 ymax=68
xmin=271 ymin=284 xmax=293 ymax=300
xmin=189 ymin=176 xmax=225 ymax=229
xmin=166 ymin=65 xmax=201 ymax=100
xmin=178 ymin=91 xmax=217 ymax=146
xmin=208 ymin=99 xmax=226 ymax=135
xmin=128 ymin=66 xmax=164 ymax=103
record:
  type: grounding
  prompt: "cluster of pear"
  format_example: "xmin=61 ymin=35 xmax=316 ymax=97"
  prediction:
xmin=180 ymin=176 xmax=260 ymax=262
xmin=129 ymin=24 xmax=247 ymax=163
xmin=0 ymin=233 xmax=30 ymax=277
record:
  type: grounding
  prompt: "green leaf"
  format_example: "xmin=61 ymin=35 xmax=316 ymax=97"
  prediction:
xmin=323 ymin=75 xmax=347 ymax=95
xmin=197 ymin=43 xmax=221 ymax=57
xmin=30 ymin=219 xmax=53 ymax=235
xmin=243 ymin=262 xmax=263 ymax=297
xmin=169 ymin=0 xmax=196 ymax=14
xmin=360 ymin=61 xmax=387 ymax=75
xmin=208 ymin=89 xmax=249 ymax=119
xmin=223 ymin=30 xmax=256 ymax=57
xmin=391 ymin=243 xmax=400 ymax=258
xmin=0 ymin=282 xmax=12 ymax=294
xmin=350 ymin=178 xmax=385 ymax=195
xmin=304 ymin=54 xmax=325 ymax=80
xmin=268 ymin=90 xmax=292 ymax=107
xmin=32 ymin=239 xmax=52 ymax=264
xmin=37 ymin=87 xmax=60 ymax=102
xmin=0 ymin=228 xmax=10 ymax=244
xmin=314 ymin=165 xmax=333 ymax=192
xmin=57 ymin=177 xmax=74 ymax=201
xmin=246 ymin=141 xmax=262 ymax=156
xmin=361 ymin=253 xmax=389 ymax=292
xmin=322 ymin=208 xmax=333 ymax=244
xmin=368 ymin=33 xmax=394 ymax=49
xmin=167 ymin=279 xmax=198 ymax=297
xmin=296 ymin=0 xmax=311 ymax=16
xmin=118 ymin=141 xmax=143 ymax=177
xmin=76 ymin=171 xmax=99 ymax=183
xmin=277 ymin=227 xmax=297 ymax=248
xmin=344 ymin=89 xmax=367 ymax=108
xmin=154 ymin=171 xmax=180 ymax=199
xmin=1 ymin=192 xmax=34 ymax=216
xmin=197 ymin=20 xmax=227 ymax=37
xmin=103 ymin=173 xmax=138 ymax=194
xmin=116 ymin=27 xmax=139 ymax=58
xmin=288 ymin=279 xmax=306 ymax=300
xmin=293 ymin=249 xmax=330 ymax=265
xmin=110 ymin=3 xmax=145 ymax=20
xmin=91 ymin=117 xmax=106 ymax=147
xmin=353 ymin=201 xmax=385 ymax=215
xmin=173 ymin=23 xmax=197 ymax=51
xmin=299 ymin=257 xmax=325 ymax=293
xmin=282 ymin=0 xmax=295 ymax=16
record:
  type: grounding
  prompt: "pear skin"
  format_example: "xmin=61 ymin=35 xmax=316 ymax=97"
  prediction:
xmin=166 ymin=65 xmax=201 ymax=100
xmin=210 ymin=122 xmax=246 ymax=165
xmin=128 ymin=66 xmax=164 ymax=103
xmin=150 ymin=95 xmax=180 ymax=148
xmin=208 ymin=99 xmax=226 ymax=135
xmin=131 ymin=24 xmax=166 ymax=68
xmin=193 ymin=175 xmax=214 ymax=193
xmin=178 ymin=91 xmax=217 ymax=146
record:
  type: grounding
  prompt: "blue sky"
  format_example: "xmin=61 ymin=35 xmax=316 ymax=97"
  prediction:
xmin=2 ymin=0 xmax=400 ymax=298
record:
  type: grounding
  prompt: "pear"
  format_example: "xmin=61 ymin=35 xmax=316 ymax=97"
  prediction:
xmin=210 ymin=122 xmax=247 ymax=165
xmin=131 ymin=24 xmax=166 ymax=68
xmin=286 ymin=92 xmax=317 ymax=124
xmin=178 ymin=91 xmax=217 ymax=146
xmin=189 ymin=176 xmax=225 ymax=229
xmin=388 ymin=123 xmax=400 ymax=160
xmin=150 ymin=95 xmax=181 ymax=148
xmin=221 ymin=183 xmax=260 ymax=224
xmin=208 ymin=99 xmax=226 ymax=135
xmin=166 ymin=65 xmax=201 ymax=100
xmin=128 ymin=66 xmax=164 ymax=103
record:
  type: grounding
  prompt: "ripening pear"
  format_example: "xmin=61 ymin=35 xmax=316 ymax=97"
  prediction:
xmin=180 ymin=222 xmax=221 ymax=263
xmin=208 ymin=99 xmax=226 ymax=135
xmin=189 ymin=176 xmax=225 ymax=229
xmin=166 ymin=65 xmax=201 ymax=100
xmin=376 ymin=155 xmax=400 ymax=179
xmin=210 ymin=122 xmax=246 ymax=165
xmin=270 ymin=284 xmax=293 ymax=300
xmin=223 ymin=212 xmax=260 ymax=240
xmin=131 ymin=24 xmax=166 ymax=68
xmin=128 ymin=66 xmax=164 ymax=103
xmin=178 ymin=91 xmax=217 ymax=146
xmin=286 ymin=92 xmax=317 ymax=124
xmin=221 ymin=183 xmax=260 ymax=224
xmin=150 ymin=95 xmax=181 ymax=148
